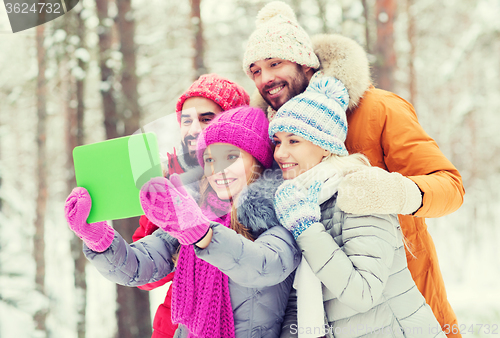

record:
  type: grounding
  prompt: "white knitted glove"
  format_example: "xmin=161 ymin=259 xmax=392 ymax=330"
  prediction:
xmin=337 ymin=166 xmax=423 ymax=215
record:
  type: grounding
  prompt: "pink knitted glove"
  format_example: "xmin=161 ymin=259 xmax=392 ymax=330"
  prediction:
xmin=140 ymin=174 xmax=210 ymax=245
xmin=64 ymin=187 xmax=115 ymax=252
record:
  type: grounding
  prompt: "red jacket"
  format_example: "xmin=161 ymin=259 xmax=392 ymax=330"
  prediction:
xmin=132 ymin=148 xmax=185 ymax=338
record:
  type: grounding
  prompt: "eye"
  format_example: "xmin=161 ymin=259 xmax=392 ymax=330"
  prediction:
xmin=251 ymin=68 xmax=261 ymax=76
xmin=182 ymin=119 xmax=192 ymax=126
xmin=201 ymin=117 xmax=213 ymax=124
xmin=204 ymin=158 xmax=214 ymax=163
xmin=273 ymin=139 xmax=281 ymax=146
xmin=270 ymin=61 xmax=281 ymax=67
xmin=228 ymin=154 xmax=239 ymax=160
xmin=289 ymin=139 xmax=299 ymax=144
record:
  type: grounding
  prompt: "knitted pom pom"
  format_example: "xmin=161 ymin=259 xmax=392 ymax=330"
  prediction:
xmin=308 ymin=76 xmax=349 ymax=111
xmin=256 ymin=1 xmax=297 ymax=25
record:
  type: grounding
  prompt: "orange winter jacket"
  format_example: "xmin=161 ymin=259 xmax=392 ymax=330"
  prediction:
xmin=345 ymin=86 xmax=465 ymax=338
xmin=252 ymin=32 xmax=464 ymax=338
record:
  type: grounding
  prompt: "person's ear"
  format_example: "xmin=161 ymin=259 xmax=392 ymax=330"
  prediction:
xmin=302 ymin=65 xmax=316 ymax=80
xmin=301 ymin=65 xmax=313 ymax=73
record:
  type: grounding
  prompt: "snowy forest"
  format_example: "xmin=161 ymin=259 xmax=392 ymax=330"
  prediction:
xmin=0 ymin=0 xmax=499 ymax=337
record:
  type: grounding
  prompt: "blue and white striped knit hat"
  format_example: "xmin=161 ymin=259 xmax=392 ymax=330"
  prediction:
xmin=268 ymin=76 xmax=349 ymax=156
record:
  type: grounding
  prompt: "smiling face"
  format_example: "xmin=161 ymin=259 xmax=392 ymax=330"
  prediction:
xmin=249 ymin=58 xmax=312 ymax=111
xmin=273 ymin=132 xmax=330 ymax=180
xmin=203 ymin=143 xmax=256 ymax=200
xmin=180 ymin=97 xmax=223 ymax=166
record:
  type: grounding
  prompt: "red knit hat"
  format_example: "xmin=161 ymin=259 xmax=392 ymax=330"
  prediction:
xmin=176 ymin=74 xmax=250 ymax=124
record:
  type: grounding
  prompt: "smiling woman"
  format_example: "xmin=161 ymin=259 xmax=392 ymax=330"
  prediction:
xmin=66 ymin=105 xmax=300 ymax=338
xmin=203 ymin=144 xmax=258 ymax=202
xmin=272 ymin=132 xmax=330 ymax=180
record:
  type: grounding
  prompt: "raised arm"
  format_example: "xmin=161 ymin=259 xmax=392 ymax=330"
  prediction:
xmin=340 ymin=90 xmax=465 ymax=217
xmin=84 ymin=229 xmax=179 ymax=287
xmin=64 ymin=186 xmax=179 ymax=287
xmin=194 ymin=224 xmax=301 ymax=288
xmin=381 ymin=93 xmax=464 ymax=217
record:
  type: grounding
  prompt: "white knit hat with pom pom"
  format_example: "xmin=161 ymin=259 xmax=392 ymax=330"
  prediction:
xmin=243 ymin=1 xmax=320 ymax=77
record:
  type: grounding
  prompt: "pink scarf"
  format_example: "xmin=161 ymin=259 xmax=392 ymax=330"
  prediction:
xmin=171 ymin=192 xmax=236 ymax=338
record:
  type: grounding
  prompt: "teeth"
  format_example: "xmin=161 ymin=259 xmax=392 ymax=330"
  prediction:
xmin=216 ymin=179 xmax=235 ymax=185
xmin=269 ymin=86 xmax=283 ymax=95
xmin=282 ymin=163 xmax=296 ymax=169
xmin=189 ymin=140 xmax=197 ymax=146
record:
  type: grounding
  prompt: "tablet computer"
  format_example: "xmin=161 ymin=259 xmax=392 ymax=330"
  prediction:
xmin=73 ymin=132 xmax=162 ymax=223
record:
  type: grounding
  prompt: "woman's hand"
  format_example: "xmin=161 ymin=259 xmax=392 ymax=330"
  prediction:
xmin=64 ymin=187 xmax=114 ymax=252
xmin=140 ymin=174 xmax=210 ymax=245
xmin=274 ymin=180 xmax=323 ymax=239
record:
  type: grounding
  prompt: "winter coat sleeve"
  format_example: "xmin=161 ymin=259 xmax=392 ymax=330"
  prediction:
xmin=296 ymin=211 xmax=400 ymax=313
xmin=194 ymin=223 xmax=301 ymax=288
xmin=132 ymin=215 xmax=174 ymax=291
xmin=377 ymin=91 xmax=465 ymax=218
xmin=83 ymin=228 xmax=180 ymax=287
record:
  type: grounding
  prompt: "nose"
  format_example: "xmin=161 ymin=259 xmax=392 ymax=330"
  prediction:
xmin=260 ymin=67 xmax=275 ymax=86
xmin=274 ymin=144 xmax=289 ymax=161
xmin=188 ymin=119 xmax=202 ymax=137
xmin=212 ymin=160 xmax=230 ymax=175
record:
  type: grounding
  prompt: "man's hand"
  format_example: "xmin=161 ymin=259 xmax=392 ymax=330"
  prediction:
xmin=337 ymin=166 xmax=423 ymax=215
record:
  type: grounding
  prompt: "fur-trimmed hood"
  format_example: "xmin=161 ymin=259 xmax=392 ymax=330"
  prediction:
xmin=236 ymin=169 xmax=284 ymax=238
xmin=312 ymin=34 xmax=371 ymax=110
xmin=250 ymin=33 xmax=371 ymax=112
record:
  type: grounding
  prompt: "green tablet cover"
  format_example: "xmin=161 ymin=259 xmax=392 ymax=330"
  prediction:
xmin=73 ymin=132 xmax=163 ymax=223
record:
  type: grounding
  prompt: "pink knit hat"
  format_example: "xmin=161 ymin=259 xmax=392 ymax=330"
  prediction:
xmin=176 ymin=74 xmax=250 ymax=124
xmin=197 ymin=106 xmax=273 ymax=169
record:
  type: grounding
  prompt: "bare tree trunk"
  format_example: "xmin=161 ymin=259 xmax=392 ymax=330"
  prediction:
xmin=65 ymin=8 xmax=88 ymax=338
xmin=191 ymin=0 xmax=206 ymax=79
xmin=373 ymin=0 xmax=397 ymax=91
xmin=290 ymin=0 xmax=302 ymax=23
xmin=406 ymin=0 xmax=417 ymax=103
xmin=114 ymin=217 xmax=152 ymax=338
xmin=96 ymin=0 xmax=119 ymax=139
xmin=117 ymin=0 xmax=141 ymax=135
xmin=361 ymin=0 xmax=371 ymax=53
xmin=34 ymin=24 xmax=48 ymax=336
xmin=114 ymin=1 xmax=152 ymax=337
xmin=316 ymin=0 xmax=329 ymax=33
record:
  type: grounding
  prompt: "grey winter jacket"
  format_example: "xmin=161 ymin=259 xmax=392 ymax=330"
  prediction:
xmin=295 ymin=192 xmax=446 ymax=338
xmin=84 ymin=173 xmax=301 ymax=338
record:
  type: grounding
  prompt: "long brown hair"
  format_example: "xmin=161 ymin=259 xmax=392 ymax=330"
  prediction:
xmin=199 ymin=158 xmax=265 ymax=242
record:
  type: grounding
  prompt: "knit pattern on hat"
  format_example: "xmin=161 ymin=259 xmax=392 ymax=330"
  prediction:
xmin=171 ymin=191 xmax=235 ymax=338
xmin=176 ymin=73 xmax=250 ymax=124
xmin=197 ymin=106 xmax=273 ymax=169
xmin=269 ymin=76 xmax=350 ymax=156
xmin=243 ymin=1 xmax=320 ymax=77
